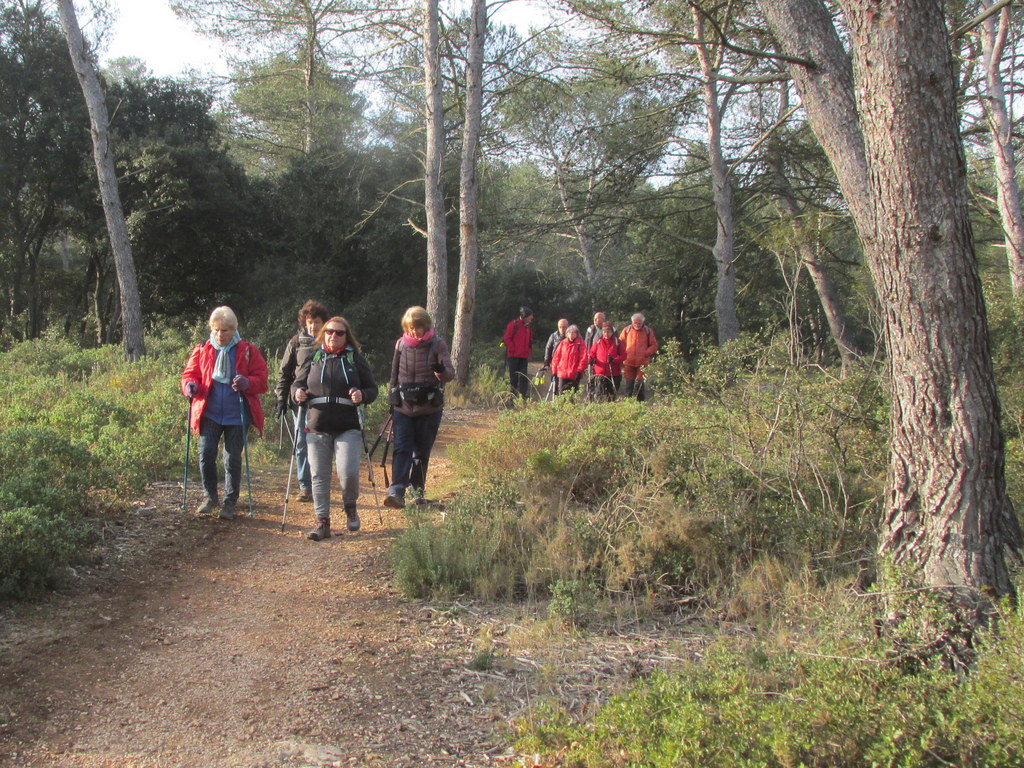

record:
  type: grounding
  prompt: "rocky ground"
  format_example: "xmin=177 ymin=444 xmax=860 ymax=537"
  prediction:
xmin=0 ymin=406 xmax=707 ymax=768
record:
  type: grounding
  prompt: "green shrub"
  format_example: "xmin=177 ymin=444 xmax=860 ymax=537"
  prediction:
xmin=402 ymin=342 xmax=885 ymax=607
xmin=517 ymin=587 xmax=1024 ymax=767
xmin=391 ymin=483 xmax=527 ymax=599
xmin=0 ymin=427 xmax=101 ymax=600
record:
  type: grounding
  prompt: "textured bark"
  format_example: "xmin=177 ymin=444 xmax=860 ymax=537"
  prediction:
xmin=760 ymin=0 xmax=1021 ymax=604
xmin=451 ymin=0 xmax=486 ymax=385
xmin=57 ymin=0 xmax=145 ymax=361
xmin=423 ymin=0 xmax=448 ymax=340
xmin=978 ymin=0 xmax=1024 ymax=296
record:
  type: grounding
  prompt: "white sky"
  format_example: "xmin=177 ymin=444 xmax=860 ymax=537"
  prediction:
xmin=101 ymin=0 xmax=226 ymax=78
xmin=99 ymin=0 xmax=554 ymax=79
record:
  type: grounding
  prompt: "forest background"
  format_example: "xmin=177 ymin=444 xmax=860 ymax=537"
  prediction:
xmin=5 ymin=0 xmax=1024 ymax=764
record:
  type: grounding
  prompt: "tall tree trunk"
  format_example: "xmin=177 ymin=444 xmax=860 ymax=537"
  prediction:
xmin=694 ymin=11 xmax=739 ymax=344
xmin=768 ymin=150 xmax=862 ymax=372
xmin=302 ymin=26 xmax=318 ymax=155
xmin=57 ymin=0 xmax=145 ymax=360
xmin=554 ymin=169 xmax=599 ymax=290
xmin=423 ymin=0 xmax=448 ymax=339
xmin=759 ymin=0 xmax=1022 ymax=611
xmin=978 ymin=0 xmax=1024 ymax=296
xmin=451 ymin=0 xmax=486 ymax=385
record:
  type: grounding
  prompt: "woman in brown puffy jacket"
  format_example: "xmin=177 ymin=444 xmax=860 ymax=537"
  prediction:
xmin=383 ymin=306 xmax=455 ymax=509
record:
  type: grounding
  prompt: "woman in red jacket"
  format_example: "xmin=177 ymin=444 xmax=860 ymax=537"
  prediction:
xmin=589 ymin=323 xmax=625 ymax=401
xmin=181 ymin=306 xmax=268 ymax=520
xmin=551 ymin=325 xmax=588 ymax=396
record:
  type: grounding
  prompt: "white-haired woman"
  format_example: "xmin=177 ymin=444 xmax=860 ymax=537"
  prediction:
xmin=181 ymin=306 xmax=269 ymax=519
xmin=551 ymin=324 xmax=588 ymax=396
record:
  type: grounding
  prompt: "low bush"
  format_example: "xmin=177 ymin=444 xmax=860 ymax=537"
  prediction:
xmin=0 ymin=426 xmax=102 ymax=599
xmin=0 ymin=334 xmax=269 ymax=601
xmin=515 ymin=586 xmax=1024 ymax=767
xmin=392 ymin=338 xmax=887 ymax=610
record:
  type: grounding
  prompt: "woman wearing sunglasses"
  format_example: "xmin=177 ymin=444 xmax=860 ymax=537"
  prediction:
xmin=292 ymin=316 xmax=378 ymax=541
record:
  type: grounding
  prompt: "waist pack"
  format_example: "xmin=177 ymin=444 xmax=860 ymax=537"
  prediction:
xmin=392 ymin=382 xmax=442 ymax=407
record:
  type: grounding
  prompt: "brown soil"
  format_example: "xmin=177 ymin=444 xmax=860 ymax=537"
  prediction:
xmin=0 ymin=405 xmax=706 ymax=768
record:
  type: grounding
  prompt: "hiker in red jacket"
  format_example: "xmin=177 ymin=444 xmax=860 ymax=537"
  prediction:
xmin=589 ymin=323 xmax=625 ymax=402
xmin=181 ymin=306 xmax=268 ymax=520
xmin=551 ymin=325 xmax=588 ymax=396
xmin=502 ymin=307 xmax=534 ymax=400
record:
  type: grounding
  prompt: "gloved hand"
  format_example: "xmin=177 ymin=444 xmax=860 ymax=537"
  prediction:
xmin=275 ymin=399 xmax=288 ymax=416
xmin=231 ymin=374 xmax=250 ymax=392
xmin=183 ymin=381 xmax=197 ymax=398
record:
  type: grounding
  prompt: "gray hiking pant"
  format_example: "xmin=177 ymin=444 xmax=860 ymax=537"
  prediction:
xmin=306 ymin=429 xmax=361 ymax=521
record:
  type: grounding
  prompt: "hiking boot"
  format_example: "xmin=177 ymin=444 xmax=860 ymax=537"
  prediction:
xmin=298 ymin=488 xmax=312 ymax=502
xmin=412 ymin=496 xmax=428 ymax=506
xmin=307 ymin=517 xmax=331 ymax=541
xmin=197 ymin=497 xmax=218 ymax=515
xmin=383 ymin=493 xmax=405 ymax=510
xmin=345 ymin=506 xmax=361 ymax=532
xmin=219 ymin=500 xmax=236 ymax=520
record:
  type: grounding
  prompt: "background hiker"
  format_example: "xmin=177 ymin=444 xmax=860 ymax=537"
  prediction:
xmin=619 ymin=312 xmax=659 ymax=401
xmin=589 ymin=322 xmax=625 ymax=401
xmin=583 ymin=311 xmax=611 ymax=351
xmin=384 ymin=306 xmax=455 ymax=509
xmin=551 ymin=324 xmax=588 ymax=397
xmin=583 ymin=311 xmax=613 ymax=401
xmin=542 ymin=318 xmax=568 ymax=373
xmin=502 ymin=306 xmax=534 ymax=401
xmin=540 ymin=318 xmax=568 ymax=401
xmin=274 ymin=300 xmax=329 ymax=503
xmin=292 ymin=316 xmax=378 ymax=541
xmin=181 ymin=306 xmax=268 ymax=520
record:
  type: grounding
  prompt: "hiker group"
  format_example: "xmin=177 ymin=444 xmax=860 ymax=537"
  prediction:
xmin=504 ymin=308 xmax=659 ymax=402
xmin=180 ymin=301 xmax=453 ymax=542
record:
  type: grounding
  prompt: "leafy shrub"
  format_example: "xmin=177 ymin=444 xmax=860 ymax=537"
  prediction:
xmin=0 ymin=427 xmax=101 ymax=599
xmin=516 ymin=586 xmax=1024 ymax=767
xmin=395 ymin=340 xmax=886 ymax=611
xmin=0 ymin=336 xmax=230 ymax=601
xmin=391 ymin=483 xmax=525 ymax=599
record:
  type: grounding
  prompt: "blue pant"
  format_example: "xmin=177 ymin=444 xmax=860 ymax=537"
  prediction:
xmin=293 ymin=407 xmax=311 ymax=490
xmin=198 ymin=418 xmax=244 ymax=503
xmin=388 ymin=409 xmax=443 ymax=500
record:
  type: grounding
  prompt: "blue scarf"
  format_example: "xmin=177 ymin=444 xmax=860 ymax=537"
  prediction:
xmin=211 ymin=330 xmax=241 ymax=383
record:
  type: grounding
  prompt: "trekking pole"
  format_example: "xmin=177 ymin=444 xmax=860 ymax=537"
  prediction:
xmin=379 ymin=416 xmax=393 ymax=487
xmin=358 ymin=407 xmax=383 ymax=525
xmin=280 ymin=404 xmax=303 ymax=531
xmin=367 ymin=411 xmax=392 ymax=459
xmin=238 ymin=392 xmax=254 ymax=518
xmin=181 ymin=395 xmax=192 ymax=509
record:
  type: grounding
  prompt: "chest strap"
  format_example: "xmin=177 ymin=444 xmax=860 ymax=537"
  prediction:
xmin=308 ymin=396 xmax=355 ymax=407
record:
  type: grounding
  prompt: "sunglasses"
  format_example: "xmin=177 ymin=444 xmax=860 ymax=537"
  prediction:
xmin=324 ymin=328 xmax=346 ymax=336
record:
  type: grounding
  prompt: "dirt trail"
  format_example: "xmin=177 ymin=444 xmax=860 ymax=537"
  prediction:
xmin=0 ymin=407 xmax=515 ymax=768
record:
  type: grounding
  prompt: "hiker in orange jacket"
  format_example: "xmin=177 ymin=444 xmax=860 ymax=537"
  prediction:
xmin=618 ymin=313 xmax=658 ymax=401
